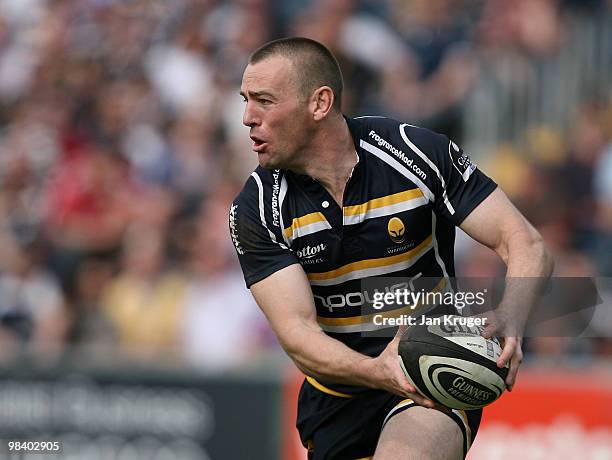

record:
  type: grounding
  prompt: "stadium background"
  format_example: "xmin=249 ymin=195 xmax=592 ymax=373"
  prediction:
xmin=0 ymin=0 xmax=610 ymax=458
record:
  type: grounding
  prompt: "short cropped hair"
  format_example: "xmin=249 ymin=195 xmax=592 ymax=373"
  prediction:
xmin=249 ymin=37 xmax=344 ymax=111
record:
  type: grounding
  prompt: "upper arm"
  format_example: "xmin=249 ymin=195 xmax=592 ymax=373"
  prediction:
xmin=229 ymin=177 xmax=318 ymax=351
xmin=249 ymin=264 xmax=320 ymax=348
xmin=229 ymin=175 xmax=299 ymax=288
xmin=460 ymin=187 xmax=542 ymax=262
xmin=401 ymin=126 xmax=497 ymax=225
xmin=401 ymin=126 xmax=542 ymax=262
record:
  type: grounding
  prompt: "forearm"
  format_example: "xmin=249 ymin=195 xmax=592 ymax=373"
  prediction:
xmin=497 ymin=229 xmax=554 ymax=331
xmin=250 ymin=268 xmax=435 ymax=403
xmin=504 ymin=227 xmax=554 ymax=278
xmin=279 ymin=320 xmax=381 ymax=388
xmin=250 ymin=265 xmax=387 ymax=388
xmin=250 ymin=265 xmax=402 ymax=391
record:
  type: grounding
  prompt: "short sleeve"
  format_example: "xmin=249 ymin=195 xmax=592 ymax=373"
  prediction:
xmin=407 ymin=128 xmax=497 ymax=226
xmin=229 ymin=177 xmax=299 ymax=288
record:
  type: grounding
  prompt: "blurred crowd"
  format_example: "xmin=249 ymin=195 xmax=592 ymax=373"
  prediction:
xmin=0 ymin=0 xmax=610 ymax=371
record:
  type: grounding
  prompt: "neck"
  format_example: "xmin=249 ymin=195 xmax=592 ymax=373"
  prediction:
xmin=294 ymin=115 xmax=357 ymax=206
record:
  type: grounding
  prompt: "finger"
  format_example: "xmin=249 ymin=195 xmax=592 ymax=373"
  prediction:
xmin=396 ymin=360 xmax=418 ymax=396
xmin=481 ymin=317 xmax=501 ymax=339
xmin=497 ymin=336 xmax=517 ymax=368
xmin=480 ymin=322 xmax=497 ymax=339
xmin=475 ymin=312 xmax=497 ymax=339
xmin=406 ymin=391 xmax=435 ymax=409
xmin=505 ymin=342 xmax=523 ymax=391
xmin=396 ymin=376 xmax=435 ymax=409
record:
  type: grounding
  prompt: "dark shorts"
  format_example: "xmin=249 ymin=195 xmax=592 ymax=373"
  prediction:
xmin=296 ymin=377 xmax=482 ymax=460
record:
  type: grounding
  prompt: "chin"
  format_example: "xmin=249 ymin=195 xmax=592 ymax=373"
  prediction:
xmin=258 ymin=152 xmax=281 ymax=169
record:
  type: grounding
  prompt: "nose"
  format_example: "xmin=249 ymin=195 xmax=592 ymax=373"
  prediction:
xmin=242 ymin=101 xmax=260 ymax=128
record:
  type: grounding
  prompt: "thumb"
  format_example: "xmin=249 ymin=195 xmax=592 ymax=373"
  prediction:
xmin=473 ymin=311 xmax=496 ymax=339
xmin=480 ymin=321 xmax=497 ymax=339
xmin=392 ymin=324 xmax=409 ymax=343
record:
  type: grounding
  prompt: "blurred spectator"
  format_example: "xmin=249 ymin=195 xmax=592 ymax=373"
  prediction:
xmin=180 ymin=192 xmax=274 ymax=372
xmin=476 ymin=0 xmax=561 ymax=57
xmin=288 ymin=0 xmax=379 ymax=115
xmin=100 ymin=224 xmax=186 ymax=362
xmin=0 ymin=144 xmax=44 ymax=239
xmin=594 ymin=139 xmax=612 ymax=275
xmin=0 ymin=234 xmax=68 ymax=359
xmin=144 ymin=26 xmax=214 ymax=115
xmin=166 ymin=113 xmax=224 ymax=200
xmin=67 ymin=257 xmax=116 ymax=351
xmin=383 ymin=0 xmax=480 ymax=138
xmin=42 ymin=143 xmax=132 ymax=294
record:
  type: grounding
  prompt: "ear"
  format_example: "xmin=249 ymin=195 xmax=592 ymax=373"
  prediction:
xmin=311 ymin=86 xmax=334 ymax=121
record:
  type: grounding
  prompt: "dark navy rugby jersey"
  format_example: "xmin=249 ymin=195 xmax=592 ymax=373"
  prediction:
xmin=229 ymin=116 xmax=497 ymax=386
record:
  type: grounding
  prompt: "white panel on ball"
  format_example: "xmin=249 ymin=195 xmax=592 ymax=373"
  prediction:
xmin=418 ymin=356 xmax=506 ymax=410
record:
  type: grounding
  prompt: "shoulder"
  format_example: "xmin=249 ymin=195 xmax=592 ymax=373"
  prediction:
xmin=399 ymin=123 xmax=449 ymax=153
xmin=230 ymin=166 xmax=287 ymax=246
xmin=350 ymin=116 xmax=449 ymax=157
xmin=232 ymin=166 xmax=279 ymax=207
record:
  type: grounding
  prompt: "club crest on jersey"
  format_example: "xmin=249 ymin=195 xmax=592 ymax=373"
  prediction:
xmin=388 ymin=217 xmax=406 ymax=244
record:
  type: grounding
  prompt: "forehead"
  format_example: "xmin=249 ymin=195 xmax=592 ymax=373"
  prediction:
xmin=241 ymin=55 xmax=297 ymax=96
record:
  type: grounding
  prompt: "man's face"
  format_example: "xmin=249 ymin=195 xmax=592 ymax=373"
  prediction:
xmin=240 ymin=56 xmax=312 ymax=169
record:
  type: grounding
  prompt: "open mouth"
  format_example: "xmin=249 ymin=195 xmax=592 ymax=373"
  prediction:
xmin=250 ymin=136 xmax=268 ymax=152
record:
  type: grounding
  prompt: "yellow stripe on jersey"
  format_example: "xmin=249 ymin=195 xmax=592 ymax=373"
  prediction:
xmin=454 ymin=409 xmax=472 ymax=449
xmin=343 ymin=188 xmax=424 ymax=216
xmin=381 ymin=397 xmax=418 ymax=427
xmin=393 ymin=398 xmax=415 ymax=408
xmin=305 ymin=376 xmax=354 ymax=398
xmin=283 ymin=212 xmax=328 ymax=239
xmin=307 ymin=234 xmax=432 ymax=283
xmin=317 ymin=305 xmax=417 ymax=327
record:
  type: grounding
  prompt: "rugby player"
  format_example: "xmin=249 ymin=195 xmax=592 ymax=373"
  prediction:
xmin=229 ymin=37 xmax=553 ymax=459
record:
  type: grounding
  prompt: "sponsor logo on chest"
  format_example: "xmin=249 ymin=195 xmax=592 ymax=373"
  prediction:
xmin=296 ymin=243 xmax=326 ymax=264
xmin=297 ymin=243 xmax=326 ymax=259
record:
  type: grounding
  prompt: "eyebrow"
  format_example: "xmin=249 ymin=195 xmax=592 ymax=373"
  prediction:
xmin=239 ymin=90 xmax=276 ymax=99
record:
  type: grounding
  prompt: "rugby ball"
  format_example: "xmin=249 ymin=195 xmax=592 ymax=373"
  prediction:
xmin=398 ymin=315 xmax=508 ymax=410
